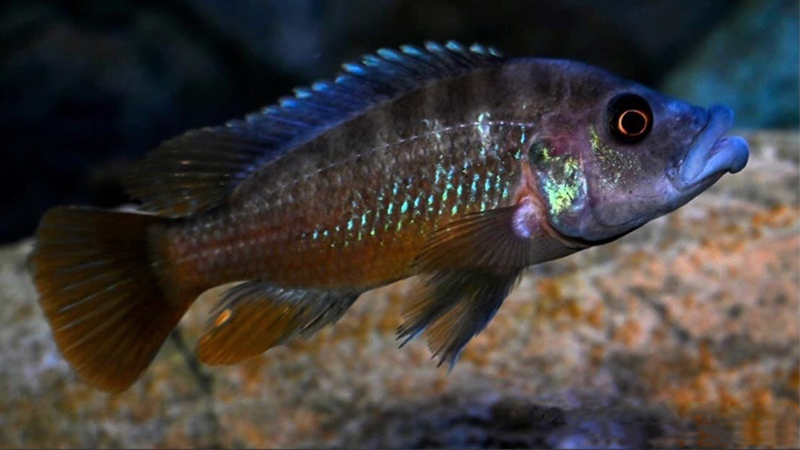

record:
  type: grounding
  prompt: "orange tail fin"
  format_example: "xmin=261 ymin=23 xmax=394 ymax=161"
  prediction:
xmin=31 ymin=206 xmax=192 ymax=393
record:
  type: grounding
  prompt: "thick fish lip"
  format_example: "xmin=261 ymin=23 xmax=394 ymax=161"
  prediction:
xmin=674 ymin=105 xmax=750 ymax=190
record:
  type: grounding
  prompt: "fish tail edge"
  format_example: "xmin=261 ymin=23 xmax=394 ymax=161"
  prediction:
xmin=31 ymin=206 xmax=192 ymax=393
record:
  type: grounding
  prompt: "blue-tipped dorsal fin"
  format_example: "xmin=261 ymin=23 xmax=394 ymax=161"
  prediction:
xmin=123 ymin=41 xmax=505 ymax=217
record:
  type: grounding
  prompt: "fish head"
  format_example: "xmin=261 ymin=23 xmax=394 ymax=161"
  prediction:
xmin=529 ymin=62 xmax=749 ymax=242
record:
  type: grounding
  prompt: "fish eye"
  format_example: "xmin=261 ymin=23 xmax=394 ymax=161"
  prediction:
xmin=607 ymin=94 xmax=653 ymax=144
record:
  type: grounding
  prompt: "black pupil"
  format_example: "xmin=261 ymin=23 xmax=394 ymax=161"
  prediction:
xmin=607 ymin=93 xmax=652 ymax=143
xmin=621 ymin=110 xmax=645 ymax=135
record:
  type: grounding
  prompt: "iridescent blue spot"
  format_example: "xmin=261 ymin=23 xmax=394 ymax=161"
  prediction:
xmin=378 ymin=48 xmax=403 ymax=61
xmin=363 ymin=55 xmax=382 ymax=66
xmin=343 ymin=63 xmax=365 ymax=74
xmin=400 ymin=44 xmax=423 ymax=56
xmin=294 ymin=88 xmax=312 ymax=98
xmin=425 ymin=41 xmax=445 ymax=52
xmin=470 ymin=176 xmax=479 ymax=201
xmin=280 ymin=98 xmax=298 ymax=108
xmin=446 ymin=41 xmax=466 ymax=52
xmin=470 ymin=44 xmax=487 ymax=54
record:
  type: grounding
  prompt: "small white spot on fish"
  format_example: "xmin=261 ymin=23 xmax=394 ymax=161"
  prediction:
xmin=512 ymin=201 xmax=536 ymax=238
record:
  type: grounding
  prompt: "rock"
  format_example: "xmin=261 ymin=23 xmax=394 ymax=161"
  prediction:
xmin=0 ymin=131 xmax=797 ymax=448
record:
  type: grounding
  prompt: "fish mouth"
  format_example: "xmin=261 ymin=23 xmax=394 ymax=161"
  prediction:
xmin=674 ymin=105 xmax=749 ymax=190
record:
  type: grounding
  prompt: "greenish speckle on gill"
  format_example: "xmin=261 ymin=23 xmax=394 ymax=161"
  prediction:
xmin=536 ymin=151 xmax=587 ymax=221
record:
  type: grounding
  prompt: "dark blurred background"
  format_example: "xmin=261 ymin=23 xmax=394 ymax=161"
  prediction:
xmin=1 ymin=0 xmax=797 ymax=244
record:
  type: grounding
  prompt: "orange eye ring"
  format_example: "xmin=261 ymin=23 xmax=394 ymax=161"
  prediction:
xmin=617 ymin=109 xmax=649 ymax=136
xmin=607 ymin=93 xmax=653 ymax=144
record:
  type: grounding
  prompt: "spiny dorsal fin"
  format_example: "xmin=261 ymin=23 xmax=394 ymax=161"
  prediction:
xmin=124 ymin=41 xmax=505 ymax=217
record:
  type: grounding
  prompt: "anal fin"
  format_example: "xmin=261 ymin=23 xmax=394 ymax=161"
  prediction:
xmin=197 ymin=281 xmax=360 ymax=365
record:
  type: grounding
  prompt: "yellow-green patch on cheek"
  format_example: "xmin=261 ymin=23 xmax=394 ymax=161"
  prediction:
xmin=589 ymin=126 xmax=643 ymax=189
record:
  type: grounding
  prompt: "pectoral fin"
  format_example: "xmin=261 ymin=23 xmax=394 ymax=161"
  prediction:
xmin=413 ymin=204 xmax=535 ymax=273
xmin=398 ymin=269 xmax=522 ymax=368
xmin=197 ymin=282 xmax=360 ymax=365
xmin=399 ymin=200 xmax=579 ymax=368
xmin=396 ymin=205 xmax=532 ymax=366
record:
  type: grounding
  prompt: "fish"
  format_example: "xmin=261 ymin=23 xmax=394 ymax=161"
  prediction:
xmin=31 ymin=41 xmax=750 ymax=392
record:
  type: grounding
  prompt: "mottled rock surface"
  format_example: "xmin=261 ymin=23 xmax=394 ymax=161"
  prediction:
xmin=0 ymin=131 xmax=798 ymax=448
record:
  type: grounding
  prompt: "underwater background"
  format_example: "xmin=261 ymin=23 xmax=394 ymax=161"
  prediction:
xmin=0 ymin=0 xmax=797 ymax=448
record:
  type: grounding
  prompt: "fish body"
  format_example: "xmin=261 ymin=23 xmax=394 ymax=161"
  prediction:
xmin=32 ymin=42 xmax=749 ymax=392
xmin=169 ymin=77 xmax=531 ymax=290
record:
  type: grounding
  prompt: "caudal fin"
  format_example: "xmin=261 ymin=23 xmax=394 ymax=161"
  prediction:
xmin=32 ymin=206 xmax=192 ymax=393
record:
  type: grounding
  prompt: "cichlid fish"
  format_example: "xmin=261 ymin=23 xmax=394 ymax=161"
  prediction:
xmin=32 ymin=41 xmax=750 ymax=392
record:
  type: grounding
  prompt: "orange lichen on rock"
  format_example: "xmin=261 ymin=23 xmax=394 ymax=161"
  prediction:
xmin=751 ymin=204 xmax=798 ymax=229
xmin=613 ymin=319 xmax=642 ymax=348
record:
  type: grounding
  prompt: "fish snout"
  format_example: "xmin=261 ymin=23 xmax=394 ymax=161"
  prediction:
xmin=676 ymin=105 xmax=749 ymax=189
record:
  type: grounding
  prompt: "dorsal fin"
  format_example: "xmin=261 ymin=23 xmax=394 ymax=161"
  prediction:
xmin=123 ymin=41 xmax=505 ymax=217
